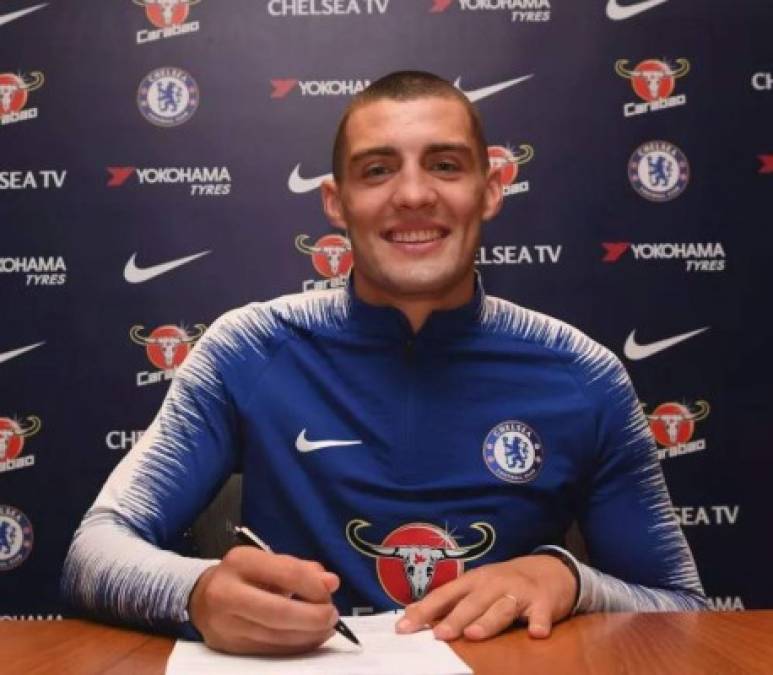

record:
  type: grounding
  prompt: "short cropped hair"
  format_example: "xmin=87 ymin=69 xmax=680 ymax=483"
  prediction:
xmin=332 ymin=71 xmax=490 ymax=182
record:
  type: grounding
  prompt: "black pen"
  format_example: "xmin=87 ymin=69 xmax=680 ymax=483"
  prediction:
xmin=233 ymin=525 xmax=360 ymax=647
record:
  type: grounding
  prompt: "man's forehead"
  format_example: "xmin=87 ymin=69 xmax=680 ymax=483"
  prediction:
xmin=343 ymin=96 xmax=475 ymax=156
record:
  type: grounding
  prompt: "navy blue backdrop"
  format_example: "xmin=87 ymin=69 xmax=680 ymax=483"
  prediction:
xmin=1 ymin=0 xmax=771 ymax=619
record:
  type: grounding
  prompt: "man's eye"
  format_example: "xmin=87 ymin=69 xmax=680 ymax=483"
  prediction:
xmin=362 ymin=165 xmax=391 ymax=178
xmin=432 ymin=160 xmax=460 ymax=173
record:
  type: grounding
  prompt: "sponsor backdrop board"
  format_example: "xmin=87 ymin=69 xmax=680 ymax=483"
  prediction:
xmin=1 ymin=0 xmax=771 ymax=619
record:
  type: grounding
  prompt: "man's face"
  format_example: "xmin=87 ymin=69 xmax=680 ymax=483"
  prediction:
xmin=322 ymin=96 xmax=502 ymax=309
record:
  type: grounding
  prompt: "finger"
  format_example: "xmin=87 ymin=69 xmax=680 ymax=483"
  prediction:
xmin=397 ymin=576 xmax=471 ymax=634
xmin=303 ymin=560 xmax=341 ymax=593
xmin=524 ymin=601 xmax=553 ymax=639
xmin=306 ymin=560 xmax=326 ymax=574
xmin=206 ymin=612 xmax=335 ymax=655
xmin=226 ymin=548 xmax=333 ymax=603
xmin=463 ymin=594 xmax=521 ymax=641
xmin=321 ymin=571 xmax=340 ymax=593
xmin=431 ymin=587 xmax=504 ymax=641
xmin=232 ymin=585 xmax=339 ymax=632
xmin=237 ymin=618 xmax=337 ymax=650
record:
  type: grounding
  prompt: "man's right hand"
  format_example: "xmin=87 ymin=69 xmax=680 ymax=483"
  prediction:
xmin=188 ymin=546 xmax=341 ymax=655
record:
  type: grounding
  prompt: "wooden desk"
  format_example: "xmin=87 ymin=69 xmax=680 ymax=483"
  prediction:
xmin=3 ymin=612 xmax=773 ymax=674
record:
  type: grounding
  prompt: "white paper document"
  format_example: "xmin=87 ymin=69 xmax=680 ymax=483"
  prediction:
xmin=165 ymin=612 xmax=472 ymax=675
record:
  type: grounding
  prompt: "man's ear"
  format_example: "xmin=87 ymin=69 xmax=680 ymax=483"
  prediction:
xmin=481 ymin=165 xmax=504 ymax=222
xmin=321 ymin=179 xmax=348 ymax=231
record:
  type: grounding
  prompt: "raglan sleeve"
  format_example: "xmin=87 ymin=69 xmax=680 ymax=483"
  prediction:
xmin=543 ymin=348 xmax=708 ymax=613
xmin=61 ymin=310 xmax=248 ymax=635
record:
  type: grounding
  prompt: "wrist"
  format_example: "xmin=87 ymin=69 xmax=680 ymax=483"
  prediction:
xmin=532 ymin=545 xmax=581 ymax=613
xmin=187 ymin=564 xmax=218 ymax=632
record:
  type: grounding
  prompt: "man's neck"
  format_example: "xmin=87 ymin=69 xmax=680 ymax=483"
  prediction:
xmin=351 ymin=271 xmax=476 ymax=333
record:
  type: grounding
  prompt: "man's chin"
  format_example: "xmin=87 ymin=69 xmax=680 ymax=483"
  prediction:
xmin=368 ymin=269 xmax=473 ymax=302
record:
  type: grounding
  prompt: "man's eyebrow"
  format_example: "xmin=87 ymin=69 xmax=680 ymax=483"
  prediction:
xmin=349 ymin=143 xmax=475 ymax=164
xmin=426 ymin=143 xmax=475 ymax=157
xmin=349 ymin=146 xmax=397 ymax=164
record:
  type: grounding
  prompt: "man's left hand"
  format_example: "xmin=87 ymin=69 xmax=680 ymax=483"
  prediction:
xmin=395 ymin=554 xmax=578 ymax=641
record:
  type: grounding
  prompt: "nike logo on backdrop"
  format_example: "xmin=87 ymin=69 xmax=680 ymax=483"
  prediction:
xmin=606 ymin=0 xmax=669 ymax=21
xmin=624 ymin=327 xmax=709 ymax=360
xmin=295 ymin=429 xmax=362 ymax=453
xmin=454 ymin=74 xmax=533 ymax=103
xmin=0 ymin=3 xmax=47 ymax=28
xmin=288 ymin=164 xmax=333 ymax=194
xmin=0 ymin=342 xmax=45 ymax=365
xmin=124 ymin=251 xmax=211 ymax=284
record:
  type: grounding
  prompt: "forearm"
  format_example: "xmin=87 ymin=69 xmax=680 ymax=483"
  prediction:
xmin=535 ymin=544 xmax=707 ymax=613
xmin=574 ymin=559 xmax=708 ymax=613
xmin=61 ymin=316 xmax=246 ymax=633
xmin=62 ymin=507 xmax=217 ymax=634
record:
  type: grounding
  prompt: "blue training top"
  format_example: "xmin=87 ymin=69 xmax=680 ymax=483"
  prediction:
xmin=62 ymin=279 xmax=706 ymax=635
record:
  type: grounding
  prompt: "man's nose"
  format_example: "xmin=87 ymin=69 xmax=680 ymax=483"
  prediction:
xmin=391 ymin=165 xmax=437 ymax=210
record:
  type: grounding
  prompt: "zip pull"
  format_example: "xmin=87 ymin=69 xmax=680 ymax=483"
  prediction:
xmin=403 ymin=338 xmax=415 ymax=359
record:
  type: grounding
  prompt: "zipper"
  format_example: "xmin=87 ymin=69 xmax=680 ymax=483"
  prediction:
xmin=400 ymin=337 xmax=417 ymax=480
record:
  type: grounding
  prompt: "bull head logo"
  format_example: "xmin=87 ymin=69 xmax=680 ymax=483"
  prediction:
xmin=488 ymin=144 xmax=534 ymax=187
xmin=347 ymin=519 xmax=495 ymax=603
xmin=295 ymin=234 xmax=353 ymax=279
xmin=645 ymin=400 xmax=710 ymax=446
xmin=0 ymin=416 xmax=41 ymax=462
xmin=133 ymin=0 xmax=201 ymax=28
xmin=130 ymin=324 xmax=206 ymax=370
xmin=0 ymin=72 xmax=44 ymax=114
xmin=615 ymin=59 xmax=690 ymax=102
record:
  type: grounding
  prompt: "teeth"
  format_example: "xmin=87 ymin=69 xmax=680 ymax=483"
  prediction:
xmin=390 ymin=229 xmax=443 ymax=243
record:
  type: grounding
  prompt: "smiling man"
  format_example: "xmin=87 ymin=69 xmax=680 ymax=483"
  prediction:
xmin=322 ymin=89 xmax=501 ymax=332
xmin=63 ymin=71 xmax=706 ymax=655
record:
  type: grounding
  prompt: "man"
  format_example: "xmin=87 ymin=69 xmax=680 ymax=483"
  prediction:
xmin=62 ymin=71 xmax=706 ymax=655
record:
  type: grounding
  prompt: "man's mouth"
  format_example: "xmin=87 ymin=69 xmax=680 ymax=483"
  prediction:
xmin=384 ymin=228 xmax=448 ymax=244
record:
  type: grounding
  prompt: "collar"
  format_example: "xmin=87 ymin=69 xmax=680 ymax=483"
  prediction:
xmin=345 ymin=272 xmax=486 ymax=341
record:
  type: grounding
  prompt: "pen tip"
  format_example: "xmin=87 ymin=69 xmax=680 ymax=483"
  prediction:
xmin=337 ymin=622 xmax=360 ymax=646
